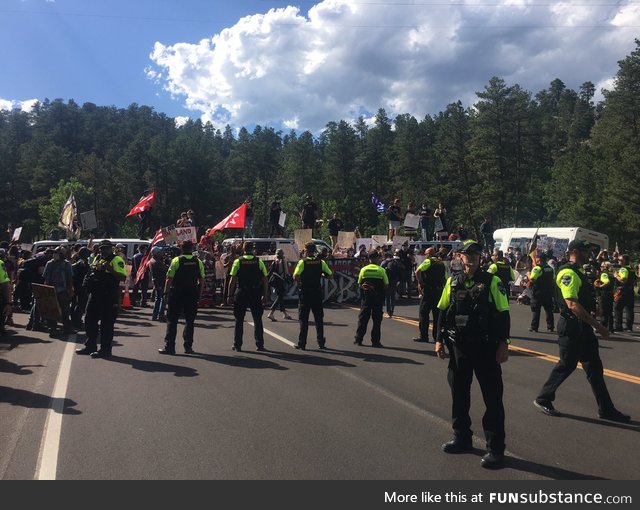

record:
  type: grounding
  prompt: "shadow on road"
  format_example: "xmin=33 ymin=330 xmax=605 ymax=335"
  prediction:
xmin=261 ymin=349 xmax=356 ymax=367
xmin=559 ymin=412 xmax=640 ymax=432
xmin=322 ymin=347 xmax=424 ymax=365
xmin=107 ymin=355 xmax=199 ymax=377
xmin=0 ymin=385 xmax=81 ymax=415
xmin=504 ymin=456 xmax=607 ymax=480
xmin=0 ymin=358 xmax=41 ymax=375
xmin=1 ymin=333 xmax=53 ymax=351
xmin=180 ymin=352 xmax=289 ymax=370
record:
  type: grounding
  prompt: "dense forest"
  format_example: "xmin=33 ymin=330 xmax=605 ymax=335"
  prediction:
xmin=1 ymin=40 xmax=639 ymax=251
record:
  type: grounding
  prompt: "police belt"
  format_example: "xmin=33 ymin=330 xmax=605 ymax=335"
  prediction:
xmin=447 ymin=329 xmax=490 ymax=345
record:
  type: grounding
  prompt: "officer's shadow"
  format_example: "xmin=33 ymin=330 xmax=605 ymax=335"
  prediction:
xmin=106 ymin=355 xmax=199 ymax=378
xmin=323 ymin=347 xmax=424 ymax=365
xmin=557 ymin=413 xmax=640 ymax=432
xmin=181 ymin=352 xmax=289 ymax=370
xmin=261 ymin=349 xmax=356 ymax=368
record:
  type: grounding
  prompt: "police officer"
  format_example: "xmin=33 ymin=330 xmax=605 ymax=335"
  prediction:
xmin=76 ymin=240 xmax=127 ymax=358
xmin=354 ymin=251 xmax=388 ymax=347
xmin=595 ymin=261 xmax=615 ymax=333
xmin=0 ymin=255 xmax=11 ymax=336
xmin=533 ymin=240 xmax=630 ymax=423
xmin=435 ymin=240 xmax=510 ymax=470
xmin=528 ymin=253 xmax=555 ymax=333
xmin=614 ymin=254 xmax=636 ymax=332
xmin=293 ymin=242 xmax=333 ymax=350
xmin=487 ymin=250 xmax=517 ymax=297
xmin=159 ymin=241 xmax=204 ymax=355
xmin=228 ymin=241 xmax=269 ymax=352
xmin=413 ymin=247 xmax=446 ymax=343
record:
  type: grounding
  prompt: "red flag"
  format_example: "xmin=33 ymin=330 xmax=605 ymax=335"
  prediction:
xmin=126 ymin=192 xmax=155 ymax=218
xmin=209 ymin=203 xmax=247 ymax=234
xmin=135 ymin=229 xmax=164 ymax=284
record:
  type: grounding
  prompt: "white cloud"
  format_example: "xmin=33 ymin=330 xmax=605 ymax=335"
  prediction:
xmin=0 ymin=98 xmax=39 ymax=112
xmin=174 ymin=116 xmax=190 ymax=127
xmin=148 ymin=0 xmax=640 ymax=132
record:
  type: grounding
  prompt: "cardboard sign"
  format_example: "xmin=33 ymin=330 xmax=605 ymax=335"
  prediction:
xmin=175 ymin=226 xmax=197 ymax=242
xmin=336 ymin=231 xmax=356 ymax=250
xmin=392 ymin=235 xmax=410 ymax=250
xmin=80 ymin=210 xmax=97 ymax=230
xmin=294 ymin=229 xmax=312 ymax=251
xmin=31 ymin=284 xmax=61 ymax=322
xmin=11 ymin=227 xmax=22 ymax=242
xmin=278 ymin=211 xmax=287 ymax=228
xmin=356 ymin=238 xmax=374 ymax=252
xmin=371 ymin=235 xmax=388 ymax=247
xmin=161 ymin=225 xmax=178 ymax=244
xmin=403 ymin=213 xmax=420 ymax=230
xmin=281 ymin=242 xmax=300 ymax=262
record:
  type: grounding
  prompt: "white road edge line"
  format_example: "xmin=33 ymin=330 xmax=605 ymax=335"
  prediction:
xmin=35 ymin=336 xmax=77 ymax=480
xmin=252 ymin=322 xmax=522 ymax=461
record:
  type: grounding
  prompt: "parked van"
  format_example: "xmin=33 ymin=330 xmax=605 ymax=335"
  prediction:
xmin=220 ymin=237 xmax=332 ymax=259
xmin=31 ymin=238 xmax=150 ymax=262
xmin=493 ymin=227 xmax=609 ymax=257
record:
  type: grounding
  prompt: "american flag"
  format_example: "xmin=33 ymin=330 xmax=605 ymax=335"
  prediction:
xmin=135 ymin=229 xmax=164 ymax=284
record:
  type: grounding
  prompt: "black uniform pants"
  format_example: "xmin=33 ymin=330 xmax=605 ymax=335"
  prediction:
xmin=537 ymin=329 xmax=615 ymax=414
xmin=355 ymin=292 xmax=384 ymax=345
xmin=72 ymin=288 xmax=88 ymax=327
xmin=601 ymin=294 xmax=614 ymax=332
xmin=530 ymin=293 xmax=555 ymax=331
xmin=614 ymin=290 xmax=634 ymax=330
xmin=164 ymin=289 xmax=199 ymax=350
xmin=84 ymin=293 xmax=119 ymax=354
xmin=298 ymin=291 xmax=324 ymax=347
xmin=418 ymin=289 xmax=441 ymax=341
xmin=447 ymin=339 xmax=505 ymax=454
xmin=234 ymin=288 xmax=264 ymax=348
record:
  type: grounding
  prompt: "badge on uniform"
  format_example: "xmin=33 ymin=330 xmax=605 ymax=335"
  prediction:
xmin=118 ymin=261 xmax=125 ymax=268
xmin=497 ymin=281 xmax=506 ymax=295
xmin=561 ymin=274 xmax=572 ymax=286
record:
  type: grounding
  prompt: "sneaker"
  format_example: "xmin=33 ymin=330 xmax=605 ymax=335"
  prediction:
xmin=267 ymin=311 xmax=276 ymax=322
xmin=158 ymin=348 xmax=176 ymax=355
xmin=598 ymin=409 xmax=631 ymax=423
xmin=533 ymin=399 xmax=561 ymax=417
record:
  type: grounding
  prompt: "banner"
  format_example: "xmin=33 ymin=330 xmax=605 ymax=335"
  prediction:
xmin=403 ymin=213 xmax=420 ymax=230
xmin=126 ymin=191 xmax=155 ymax=218
xmin=135 ymin=229 xmax=164 ymax=284
xmin=210 ymin=203 xmax=247 ymax=233
xmin=58 ymin=192 xmax=81 ymax=239
xmin=11 ymin=227 xmax=22 ymax=242
xmin=336 ymin=231 xmax=356 ymax=251
xmin=294 ymin=229 xmax=312 ymax=251
xmin=79 ymin=210 xmax=97 ymax=230
xmin=434 ymin=216 xmax=444 ymax=233
xmin=174 ymin=226 xmax=197 ymax=243
xmin=278 ymin=211 xmax=286 ymax=228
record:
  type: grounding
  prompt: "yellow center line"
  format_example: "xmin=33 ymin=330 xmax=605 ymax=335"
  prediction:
xmin=344 ymin=305 xmax=640 ymax=385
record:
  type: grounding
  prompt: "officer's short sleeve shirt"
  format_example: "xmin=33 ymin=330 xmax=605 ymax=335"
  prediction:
xmin=618 ymin=267 xmax=630 ymax=281
xmin=0 ymin=260 xmax=9 ymax=284
xmin=230 ymin=256 xmax=268 ymax=277
xmin=357 ymin=264 xmax=389 ymax=285
xmin=530 ymin=265 xmax=542 ymax=281
xmin=294 ymin=258 xmax=333 ymax=278
xmin=417 ymin=258 xmax=432 ymax=272
xmin=556 ymin=267 xmax=582 ymax=300
xmin=437 ymin=274 xmax=509 ymax=312
xmin=600 ymin=272 xmax=611 ymax=286
xmin=166 ymin=255 xmax=205 ymax=279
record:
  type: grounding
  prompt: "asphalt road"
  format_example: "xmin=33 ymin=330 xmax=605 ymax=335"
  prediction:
xmin=1 ymin=298 xmax=639 ymax=480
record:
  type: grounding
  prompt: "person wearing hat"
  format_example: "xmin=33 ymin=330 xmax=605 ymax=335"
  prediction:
xmin=594 ymin=261 xmax=615 ymax=333
xmin=228 ymin=241 xmax=269 ymax=352
xmin=159 ymin=240 xmax=205 ymax=355
xmin=292 ymin=242 xmax=333 ymax=350
xmin=487 ymin=250 xmax=517 ymax=298
xmin=76 ymin=240 xmax=127 ymax=358
xmin=43 ymin=246 xmax=75 ymax=336
xmin=613 ymin=254 xmax=636 ymax=332
xmin=354 ymin=251 xmax=389 ymax=347
xmin=300 ymin=194 xmax=318 ymax=233
xmin=527 ymin=252 xmax=555 ymax=333
xmin=435 ymin=239 xmax=511 ymax=469
xmin=267 ymin=248 xmax=293 ymax=321
xmin=413 ymin=247 xmax=446 ymax=343
xmin=534 ymin=240 xmax=630 ymax=423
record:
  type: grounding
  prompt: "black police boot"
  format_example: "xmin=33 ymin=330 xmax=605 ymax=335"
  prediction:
xmin=293 ymin=344 xmax=306 ymax=350
xmin=533 ymin=399 xmax=561 ymax=417
xmin=481 ymin=451 xmax=505 ymax=469
xmin=318 ymin=338 xmax=326 ymax=349
xmin=75 ymin=347 xmax=94 ymax=355
xmin=354 ymin=339 xmax=363 ymax=346
xmin=441 ymin=437 xmax=473 ymax=454
xmin=232 ymin=345 xmax=242 ymax=352
xmin=184 ymin=346 xmax=195 ymax=354
xmin=256 ymin=345 xmax=266 ymax=352
xmin=158 ymin=344 xmax=176 ymax=355
xmin=90 ymin=350 xmax=111 ymax=359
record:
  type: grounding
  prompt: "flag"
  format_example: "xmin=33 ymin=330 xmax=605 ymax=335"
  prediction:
xmin=209 ymin=203 xmax=247 ymax=234
xmin=135 ymin=229 xmax=164 ymax=284
xmin=528 ymin=228 xmax=540 ymax=265
xmin=58 ymin=192 xmax=81 ymax=239
xmin=126 ymin=191 xmax=155 ymax=218
xmin=371 ymin=193 xmax=385 ymax=213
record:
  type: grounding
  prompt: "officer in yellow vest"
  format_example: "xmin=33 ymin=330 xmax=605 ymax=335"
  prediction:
xmin=293 ymin=242 xmax=333 ymax=350
xmin=354 ymin=251 xmax=389 ymax=347
xmin=228 ymin=241 xmax=269 ymax=352
xmin=435 ymin=240 xmax=510 ymax=469
xmin=0 ymin=257 xmax=11 ymax=336
xmin=487 ymin=250 xmax=517 ymax=297
xmin=159 ymin=241 xmax=205 ymax=355
xmin=614 ymin=254 xmax=636 ymax=331
xmin=413 ymin=247 xmax=446 ymax=343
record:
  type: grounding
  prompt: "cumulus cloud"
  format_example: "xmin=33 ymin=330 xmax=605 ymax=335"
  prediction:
xmin=0 ymin=98 xmax=39 ymax=112
xmin=148 ymin=0 xmax=639 ymax=132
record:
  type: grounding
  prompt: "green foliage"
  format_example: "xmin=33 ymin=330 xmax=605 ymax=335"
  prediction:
xmin=38 ymin=177 xmax=93 ymax=237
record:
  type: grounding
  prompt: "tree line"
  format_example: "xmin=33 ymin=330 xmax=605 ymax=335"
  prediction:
xmin=1 ymin=40 xmax=639 ymax=252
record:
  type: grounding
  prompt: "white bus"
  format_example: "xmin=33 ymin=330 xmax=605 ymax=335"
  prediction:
xmin=493 ymin=227 xmax=609 ymax=258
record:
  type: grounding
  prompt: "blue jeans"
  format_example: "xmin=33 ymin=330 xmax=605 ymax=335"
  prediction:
xmin=152 ymin=287 xmax=165 ymax=319
xmin=245 ymin=218 xmax=254 ymax=237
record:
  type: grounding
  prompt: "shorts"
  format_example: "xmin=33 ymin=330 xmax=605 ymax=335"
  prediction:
xmin=389 ymin=221 xmax=401 ymax=229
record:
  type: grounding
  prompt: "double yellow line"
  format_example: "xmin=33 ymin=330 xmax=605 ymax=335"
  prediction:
xmin=346 ymin=306 xmax=640 ymax=385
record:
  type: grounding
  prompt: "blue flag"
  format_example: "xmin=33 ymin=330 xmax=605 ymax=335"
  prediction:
xmin=371 ymin=193 xmax=386 ymax=214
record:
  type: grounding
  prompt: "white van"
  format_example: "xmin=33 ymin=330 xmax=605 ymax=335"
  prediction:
xmin=493 ymin=227 xmax=609 ymax=258
xmin=220 ymin=237 xmax=332 ymax=260
xmin=31 ymin=238 xmax=150 ymax=262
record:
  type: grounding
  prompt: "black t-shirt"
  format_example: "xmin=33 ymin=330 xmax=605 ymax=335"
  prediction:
xmin=302 ymin=202 xmax=318 ymax=224
xmin=388 ymin=205 xmax=402 ymax=222
xmin=419 ymin=207 xmax=431 ymax=227
xmin=269 ymin=201 xmax=281 ymax=223
xmin=328 ymin=218 xmax=343 ymax=235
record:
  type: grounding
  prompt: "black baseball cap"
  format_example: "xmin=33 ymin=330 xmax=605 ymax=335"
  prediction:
xmin=460 ymin=239 xmax=482 ymax=254
xmin=98 ymin=239 xmax=112 ymax=248
xmin=567 ymin=240 xmax=589 ymax=252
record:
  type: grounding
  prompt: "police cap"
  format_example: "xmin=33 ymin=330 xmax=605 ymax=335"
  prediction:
xmin=98 ymin=239 xmax=112 ymax=248
xmin=567 ymin=240 xmax=589 ymax=252
xmin=460 ymin=239 xmax=482 ymax=254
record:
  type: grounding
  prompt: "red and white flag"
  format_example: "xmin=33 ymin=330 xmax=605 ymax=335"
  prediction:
xmin=126 ymin=191 xmax=155 ymax=218
xmin=135 ymin=229 xmax=164 ymax=284
xmin=209 ymin=203 xmax=247 ymax=234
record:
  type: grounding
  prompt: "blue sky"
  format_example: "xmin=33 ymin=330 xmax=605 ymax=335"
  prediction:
xmin=2 ymin=0 xmax=639 ymax=132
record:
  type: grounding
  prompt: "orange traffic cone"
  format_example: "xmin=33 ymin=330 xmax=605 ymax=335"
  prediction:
xmin=121 ymin=289 xmax=132 ymax=309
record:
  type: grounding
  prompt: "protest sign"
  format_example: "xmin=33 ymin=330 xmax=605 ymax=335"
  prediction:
xmin=11 ymin=227 xmax=22 ymax=242
xmin=336 ymin=231 xmax=356 ymax=251
xmin=31 ymin=284 xmax=61 ymax=322
xmin=174 ymin=226 xmax=197 ymax=242
xmin=403 ymin=213 xmax=420 ymax=230
xmin=392 ymin=235 xmax=410 ymax=250
xmin=79 ymin=210 xmax=97 ymax=230
xmin=371 ymin=235 xmax=388 ymax=247
xmin=294 ymin=229 xmax=312 ymax=251
xmin=279 ymin=211 xmax=287 ymax=228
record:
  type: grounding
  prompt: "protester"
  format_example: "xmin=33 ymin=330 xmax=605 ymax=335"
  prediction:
xmin=71 ymin=247 xmax=91 ymax=329
xmin=267 ymin=249 xmax=293 ymax=321
xmin=327 ymin=213 xmax=344 ymax=249
xmin=43 ymin=246 xmax=75 ymax=336
xmin=419 ymin=204 xmax=431 ymax=241
xmin=269 ymin=195 xmax=283 ymax=237
xmin=300 ymin=194 xmax=319 ymax=233
xmin=131 ymin=244 xmax=149 ymax=307
xmin=387 ymin=198 xmax=403 ymax=241
xmin=149 ymin=247 xmax=168 ymax=322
